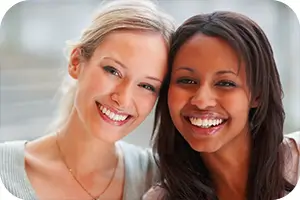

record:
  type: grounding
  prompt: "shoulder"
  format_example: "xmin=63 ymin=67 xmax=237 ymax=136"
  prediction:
xmin=117 ymin=141 xmax=160 ymax=199
xmin=285 ymin=131 xmax=300 ymax=151
xmin=0 ymin=140 xmax=27 ymax=173
xmin=117 ymin=141 xmax=157 ymax=170
xmin=0 ymin=140 xmax=27 ymax=160
xmin=0 ymin=140 xmax=27 ymax=176
xmin=0 ymin=140 xmax=28 ymax=196
xmin=283 ymin=131 xmax=300 ymax=185
xmin=142 ymin=185 xmax=166 ymax=200
xmin=284 ymin=131 xmax=300 ymax=159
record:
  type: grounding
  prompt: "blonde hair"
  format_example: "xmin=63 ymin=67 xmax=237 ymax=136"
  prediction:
xmin=48 ymin=0 xmax=175 ymax=132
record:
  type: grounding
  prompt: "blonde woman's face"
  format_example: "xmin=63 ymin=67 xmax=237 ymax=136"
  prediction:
xmin=70 ymin=30 xmax=168 ymax=143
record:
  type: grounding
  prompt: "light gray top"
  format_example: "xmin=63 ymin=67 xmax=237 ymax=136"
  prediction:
xmin=0 ymin=140 xmax=158 ymax=200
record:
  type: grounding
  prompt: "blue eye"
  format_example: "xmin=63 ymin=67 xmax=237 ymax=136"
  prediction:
xmin=216 ymin=80 xmax=236 ymax=87
xmin=103 ymin=66 xmax=121 ymax=77
xmin=139 ymin=83 xmax=156 ymax=93
xmin=176 ymin=78 xmax=197 ymax=84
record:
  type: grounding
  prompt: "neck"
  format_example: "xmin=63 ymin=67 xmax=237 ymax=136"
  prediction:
xmin=56 ymin=108 xmax=118 ymax=176
xmin=201 ymin=131 xmax=251 ymax=197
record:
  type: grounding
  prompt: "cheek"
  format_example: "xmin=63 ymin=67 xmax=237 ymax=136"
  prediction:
xmin=74 ymin=78 xmax=109 ymax=117
xmin=168 ymin=86 xmax=189 ymax=128
xmin=168 ymin=85 xmax=190 ymax=114
xmin=221 ymin=91 xmax=250 ymax=120
xmin=168 ymin=87 xmax=178 ymax=115
xmin=135 ymin=94 xmax=157 ymax=118
xmin=87 ymin=71 xmax=108 ymax=91
xmin=80 ymin=70 xmax=115 ymax=98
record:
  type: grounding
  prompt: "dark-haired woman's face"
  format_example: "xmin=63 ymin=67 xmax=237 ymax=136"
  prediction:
xmin=168 ymin=34 xmax=255 ymax=153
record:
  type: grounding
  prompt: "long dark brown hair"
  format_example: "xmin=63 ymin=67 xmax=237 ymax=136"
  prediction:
xmin=152 ymin=11 xmax=294 ymax=200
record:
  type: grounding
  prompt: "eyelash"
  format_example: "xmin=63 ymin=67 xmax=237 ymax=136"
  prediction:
xmin=176 ymin=78 xmax=236 ymax=87
xmin=216 ymin=80 xmax=236 ymax=87
xmin=176 ymin=78 xmax=197 ymax=85
xmin=103 ymin=66 xmax=156 ymax=93
xmin=103 ymin=66 xmax=121 ymax=77
xmin=139 ymin=83 xmax=156 ymax=93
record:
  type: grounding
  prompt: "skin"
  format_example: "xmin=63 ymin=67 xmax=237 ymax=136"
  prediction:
xmin=168 ymin=34 xmax=258 ymax=200
xmin=24 ymin=30 xmax=168 ymax=200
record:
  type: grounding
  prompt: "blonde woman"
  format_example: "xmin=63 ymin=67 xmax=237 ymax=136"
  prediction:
xmin=0 ymin=1 xmax=175 ymax=199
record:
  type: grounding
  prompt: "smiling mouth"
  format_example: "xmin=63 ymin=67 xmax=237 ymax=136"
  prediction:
xmin=95 ymin=102 xmax=132 ymax=124
xmin=185 ymin=117 xmax=227 ymax=128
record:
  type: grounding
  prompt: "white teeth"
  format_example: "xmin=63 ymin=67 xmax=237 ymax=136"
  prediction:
xmin=189 ymin=117 xmax=224 ymax=128
xmin=98 ymin=104 xmax=128 ymax=122
xmin=109 ymin=112 xmax=115 ymax=119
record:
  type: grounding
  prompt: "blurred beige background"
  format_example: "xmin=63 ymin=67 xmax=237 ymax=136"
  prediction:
xmin=0 ymin=0 xmax=299 ymax=147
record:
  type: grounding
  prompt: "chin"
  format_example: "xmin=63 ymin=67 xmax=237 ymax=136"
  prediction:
xmin=188 ymin=140 xmax=222 ymax=153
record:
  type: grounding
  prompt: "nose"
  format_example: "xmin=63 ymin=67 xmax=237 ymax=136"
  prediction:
xmin=111 ymin=79 xmax=133 ymax=109
xmin=190 ymin=84 xmax=217 ymax=110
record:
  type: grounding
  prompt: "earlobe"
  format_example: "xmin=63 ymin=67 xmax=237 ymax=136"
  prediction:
xmin=68 ymin=48 xmax=81 ymax=79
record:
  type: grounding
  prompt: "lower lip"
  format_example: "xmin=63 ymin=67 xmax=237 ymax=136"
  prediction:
xmin=186 ymin=118 xmax=226 ymax=137
xmin=96 ymin=104 xmax=130 ymax=126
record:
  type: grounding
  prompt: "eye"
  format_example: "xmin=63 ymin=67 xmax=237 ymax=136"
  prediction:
xmin=176 ymin=78 xmax=197 ymax=85
xmin=139 ymin=83 xmax=156 ymax=93
xmin=216 ymin=80 xmax=236 ymax=87
xmin=103 ymin=66 xmax=121 ymax=77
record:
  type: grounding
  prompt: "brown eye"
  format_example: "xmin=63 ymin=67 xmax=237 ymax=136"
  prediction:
xmin=176 ymin=78 xmax=197 ymax=84
xmin=216 ymin=80 xmax=236 ymax=87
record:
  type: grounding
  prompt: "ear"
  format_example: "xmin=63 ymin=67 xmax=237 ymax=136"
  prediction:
xmin=251 ymin=96 xmax=259 ymax=108
xmin=68 ymin=48 xmax=82 ymax=80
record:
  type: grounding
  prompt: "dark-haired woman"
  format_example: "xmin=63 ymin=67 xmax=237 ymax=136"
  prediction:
xmin=144 ymin=11 xmax=300 ymax=200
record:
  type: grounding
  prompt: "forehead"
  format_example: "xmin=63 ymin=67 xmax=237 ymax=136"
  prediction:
xmin=173 ymin=34 xmax=240 ymax=72
xmin=91 ymin=30 xmax=168 ymax=75
xmin=94 ymin=30 xmax=167 ymax=60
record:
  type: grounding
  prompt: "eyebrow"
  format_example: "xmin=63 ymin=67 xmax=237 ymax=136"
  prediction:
xmin=146 ymin=76 xmax=162 ymax=83
xmin=215 ymin=70 xmax=237 ymax=76
xmin=175 ymin=67 xmax=237 ymax=76
xmin=102 ymin=56 xmax=127 ymax=69
xmin=175 ymin=67 xmax=194 ymax=73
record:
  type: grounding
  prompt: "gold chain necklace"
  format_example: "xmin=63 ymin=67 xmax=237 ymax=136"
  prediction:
xmin=55 ymin=133 xmax=119 ymax=200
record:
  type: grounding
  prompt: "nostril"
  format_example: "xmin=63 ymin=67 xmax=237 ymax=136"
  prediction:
xmin=190 ymin=98 xmax=217 ymax=109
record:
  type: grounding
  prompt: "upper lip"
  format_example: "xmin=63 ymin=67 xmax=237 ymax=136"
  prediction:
xmin=96 ymin=101 xmax=132 ymax=116
xmin=182 ymin=111 xmax=227 ymax=120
